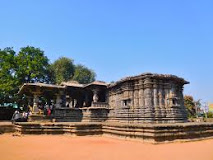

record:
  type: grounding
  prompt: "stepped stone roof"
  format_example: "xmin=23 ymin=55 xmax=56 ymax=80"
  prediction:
xmin=84 ymin=81 xmax=108 ymax=87
xmin=61 ymin=81 xmax=84 ymax=88
xmin=108 ymin=72 xmax=189 ymax=88
xmin=61 ymin=80 xmax=107 ymax=88
xmin=18 ymin=82 xmax=65 ymax=94
xmin=19 ymin=80 xmax=108 ymax=94
xmin=18 ymin=73 xmax=189 ymax=94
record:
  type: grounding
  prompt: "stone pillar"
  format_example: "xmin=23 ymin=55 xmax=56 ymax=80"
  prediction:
xmin=73 ymin=99 xmax=77 ymax=108
xmin=55 ymin=94 xmax=62 ymax=108
xmin=32 ymin=94 xmax=39 ymax=114
xmin=92 ymin=89 xmax=99 ymax=102
xmin=84 ymin=94 xmax=89 ymax=107
xmin=156 ymin=81 xmax=166 ymax=120
xmin=171 ymin=84 xmax=176 ymax=98
xmin=164 ymin=86 xmax=170 ymax=108
xmin=55 ymin=90 xmax=65 ymax=108
xmin=179 ymin=85 xmax=188 ymax=121
xmin=158 ymin=81 xmax=164 ymax=108
xmin=153 ymin=80 xmax=159 ymax=108
xmin=168 ymin=84 xmax=176 ymax=106
xmin=27 ymin=96 xmax=33 ymax=111
xmin=115 ymin=94 xmax=120 ymax=107
xmin=179 ymin=86 xmax=184 ymax=107
xmin=139 ymin=80 xmax=144 ymax=108
xmin=144 ymin=79 xmax=153 ymax=107
xmin=129 ymin=90 xmax=134 ymax=108
xmin=153 ymin=80 xmax=161 ymax=119
xmin=144 ymin=78 xmax=154 ymax=122
xmin=144 ymin=88 xmax=153 ymax=107
xmin=134 ymin=90 xmax=139 ymax=108
xmin=68 ymin=97 xmax=73 ymax=108
xmin=105 ymin=91 xmax=109 ymax=103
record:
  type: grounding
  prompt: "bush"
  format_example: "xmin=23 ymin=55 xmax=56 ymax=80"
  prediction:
xmin=207 ymin=112 xmax=213 ymax=118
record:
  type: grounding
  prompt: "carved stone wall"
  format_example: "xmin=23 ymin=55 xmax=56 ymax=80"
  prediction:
xmin=107 ymin=73 xmax=189 ymax=123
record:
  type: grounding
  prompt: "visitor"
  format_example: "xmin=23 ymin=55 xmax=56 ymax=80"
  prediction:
xmin=47 ymin=107 xmax=51 ymax=116
xmin=11 ymin=110 xmax=21 ymax=123
xmin=51 ymin=104 xmax=55 ymax=115
xmin=20 ymin=111 xmax=27 ymax=122
xmin=44 ymin=103 xmax=49 ymax=115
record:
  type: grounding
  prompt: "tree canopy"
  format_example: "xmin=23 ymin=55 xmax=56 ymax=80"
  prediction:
xmin=50 ymin=57 xmax=75 ymax=84
xmin=72 ymin=64 xmax=96 ymax=84
xmin=15 ymin=46 xmax=50 ymax=83
xmin=0 ymin=48 xmax=17 ymax=103
xmin=184 ymin=95 xmax=201 ymax=118
xmin=184 ymin=95 xmax=195 ymax=118
xmin=0 ymin=46 xmax=96 ymax=105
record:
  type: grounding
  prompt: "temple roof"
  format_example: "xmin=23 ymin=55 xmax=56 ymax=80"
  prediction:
xmin=84 ymin=81 xmax=108 ymax=88
xmin=18 ymin=83 xmax=65 ymax=94
xmin=18 ymin=80 xmax=108 ymax=95
xmin=61 ymin=80 xmax=107 ymax=88
xmin=108 ymin=72 xmax=189 ymax=88
xmin=61 ymin=81 xmax=84 ymax=88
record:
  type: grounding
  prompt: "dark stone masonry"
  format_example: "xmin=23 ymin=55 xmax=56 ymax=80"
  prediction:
xmin=4 ymin=73 xmax=213 ymax=143
xmin=19 ymin=73 xmax=189 ymax=123
xmin=107 ymin=73 xmax=188 ymax=123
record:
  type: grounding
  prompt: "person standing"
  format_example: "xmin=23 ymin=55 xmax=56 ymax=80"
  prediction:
xmin=11 ymin=110 xmax=21 ymax=123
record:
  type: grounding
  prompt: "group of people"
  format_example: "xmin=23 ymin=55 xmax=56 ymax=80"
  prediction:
xmin=43 ymin=103 xmax=55 ymax=116
xmin=11 ymin=110 xmax=30 ymax=123
xmin=11 ymin=102 xmax=56 ymax=123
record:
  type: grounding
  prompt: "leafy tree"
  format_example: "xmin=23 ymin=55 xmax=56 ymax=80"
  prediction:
xmin=207 ymin=112 xmax=213 ymax=118
xmin=0 ymin=47 xmax=97 ymax=105
xmin=50 ymin=57 xmax=75 ymax=84
xmin=72 ymin=64 xmax=96 ymax=84
xmin=184 ymin=95 xmax=196 ymax=118
xmin=0 ymin=48 xmax=18 ymax=104
xmin=15 ymin=46 xmax=50 ymax=83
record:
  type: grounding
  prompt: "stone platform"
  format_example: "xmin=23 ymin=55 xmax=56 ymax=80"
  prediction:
xmin=0 ymin=122 xmax=15 ymax=134
xmin=14 ymin=122 xmax=213 ymax=144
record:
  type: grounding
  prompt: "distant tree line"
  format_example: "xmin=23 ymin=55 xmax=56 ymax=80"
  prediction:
xmin=0 ymin=46 xmax=96 ymax=104
xmin=184 ymin=95 xmax=200 ymax=118
xmin=184 ymin=95 xmax=213 ymax=118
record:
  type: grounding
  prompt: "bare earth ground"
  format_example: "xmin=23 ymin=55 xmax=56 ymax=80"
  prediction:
xmin=0 ymin=134 xmax=213 ymax=160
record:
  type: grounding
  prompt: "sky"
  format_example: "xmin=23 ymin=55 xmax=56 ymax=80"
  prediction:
xmin=0 ymin=0 xmax=213 ymax=103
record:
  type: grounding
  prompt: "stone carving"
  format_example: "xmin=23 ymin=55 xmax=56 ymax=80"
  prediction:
xmin=107 ymin=73 xmax=189 ymax=123
xmin=19 ymin=73 xmax=189 ymax=124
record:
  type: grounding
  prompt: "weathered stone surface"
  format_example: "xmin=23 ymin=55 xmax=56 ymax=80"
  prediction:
xmin=0 ymin=122 xmax=15 ymax=134
xmin=107 ymin=73 xmax=189 ymax=123
xmin=19 ymin=73 xmax=189 ymax=124
xmin=14 ymin=122 xmax=213 ymax=144
xmin=54 ymin=108 xmax=83 ymax=122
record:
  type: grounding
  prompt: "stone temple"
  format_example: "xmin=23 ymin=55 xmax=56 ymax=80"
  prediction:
xmin=19 ymin=73 xmax=189 ymax=123
xmin=15 ymin=73 xmax=213 ymax=143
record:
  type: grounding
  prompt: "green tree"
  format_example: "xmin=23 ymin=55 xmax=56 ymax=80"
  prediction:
xmin=15 ymin=46 xmax=50 ymax=83
xmin=207 ymin=112 xmax=213 ymax=118
xmin=50 ymin=57 xmax=75 ymax=84
xmin=184 ymin=95 xmax=196 ymax=118
xmin=0 ymin=48 xmax=18 ymax=104
xmin=0 ymin=47 xmax=97 ymax=105
xmin=72 ymin=64 xmax=96 ymax=84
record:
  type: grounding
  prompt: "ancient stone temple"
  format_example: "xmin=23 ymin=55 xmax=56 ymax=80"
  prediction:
xmin=18 ymin=73 xmax=189 ymax=123
xmin=107 ymin=73 xmax=189 ymax=123
xmin=15 ymin=73 xmax=213 ymax=143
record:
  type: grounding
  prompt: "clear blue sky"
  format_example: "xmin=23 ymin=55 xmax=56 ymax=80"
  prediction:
xmin=0 ymin=0 xmax=213 ymax=103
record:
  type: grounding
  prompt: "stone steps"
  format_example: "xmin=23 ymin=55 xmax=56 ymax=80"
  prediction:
xmin=14 ymin=122 xmax=213 ymax=144
xmin=0 ymin=122 xmax=15 ymax=134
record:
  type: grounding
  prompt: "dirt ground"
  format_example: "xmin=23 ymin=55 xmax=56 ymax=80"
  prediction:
xmin=0 ymin=134 xmax=213 ymax=160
